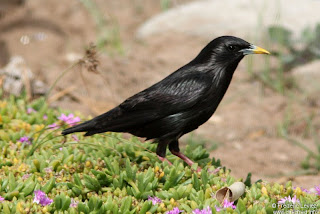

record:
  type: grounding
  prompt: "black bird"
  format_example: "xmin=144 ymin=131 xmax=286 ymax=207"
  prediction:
xmin=62 ymin=36 xmax=269 ymax=169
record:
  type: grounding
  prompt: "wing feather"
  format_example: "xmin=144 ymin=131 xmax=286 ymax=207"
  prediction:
xmin=87 ymin=72 xmax=213 ymax=134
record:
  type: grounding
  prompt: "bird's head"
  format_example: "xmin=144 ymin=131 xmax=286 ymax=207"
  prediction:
xmin=192 ymin=36 xmax=270 ymax=67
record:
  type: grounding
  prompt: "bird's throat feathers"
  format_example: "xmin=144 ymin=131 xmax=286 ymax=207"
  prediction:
xmin=210 ymin=61 xmax=238 ymax=88
xmin=190 ymin=58 xmax=240 ymax=88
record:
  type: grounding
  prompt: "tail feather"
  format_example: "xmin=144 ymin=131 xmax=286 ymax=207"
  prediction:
xmin=61 ymin=105 xmax=159 ymax=136
xmin=61 ymin=107 xmax=123 ymax=136
xmin=61 ymin=120 xmax=94 ymax=135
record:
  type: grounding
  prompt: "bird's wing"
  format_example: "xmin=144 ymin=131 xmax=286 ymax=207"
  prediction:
xmin=120 ymin=72 xmax=212 ymax=116
xmin=85 ymin=72 xmax=213 ymax=134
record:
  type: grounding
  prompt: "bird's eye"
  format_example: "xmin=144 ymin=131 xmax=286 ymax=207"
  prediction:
xmin=228 ymin=45 xmax=236 ymax=51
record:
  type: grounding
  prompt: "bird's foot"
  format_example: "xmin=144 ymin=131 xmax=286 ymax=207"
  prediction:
xmin=157 ymin=155 xmax=173 ymax=165
xmin=170 ymin=151 xmax=202 ymax=172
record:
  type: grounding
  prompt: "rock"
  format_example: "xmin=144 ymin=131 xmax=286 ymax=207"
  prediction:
xmin=0 ymin=56 xmax=32 ymax=96
xmin=32 ymin=80 xmax=47 ymax=95
xmin=0 ymin=56 xmax=47 ymax=96
xmin=291 ymin=60 xmax=320 ymax=94
xmin=136 ymin=0 xmax=320 ymax=41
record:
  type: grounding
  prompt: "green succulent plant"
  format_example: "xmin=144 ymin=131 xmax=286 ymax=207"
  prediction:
xmin=0 ymin=94 xmax=319 ymax=213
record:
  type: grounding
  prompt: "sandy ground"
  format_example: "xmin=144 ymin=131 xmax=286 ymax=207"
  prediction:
xmin=0 ymin=0 xmax=319 ymax=189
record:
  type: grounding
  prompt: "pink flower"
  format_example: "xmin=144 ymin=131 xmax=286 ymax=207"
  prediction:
xmin=0 ymin=196 xmax=4 ymax=202
xmin=301 ymin=188 xmax=310 ymax=193
xmin=58 ymin=113 xmax=71 ymax=122
xmin=72 ymin=135 xmax=79 ymax=142
xmin=215 ymin=199 xmax=236 ymax=212
xmin=166 ymin=207 xmax=182 ymax=214
xmin=33 ymin=190 xmax=53 ymax=206
xmin=148 ymin=196 xmax=162 ymax=205
xmin=58 ymin=113 xmax=80 ymax=126
xmin=193 ymin=206 xmax=212 ymax=214
xmin=278 ymin=195 xmax=300 ymax=205
xmin=44 ymin=167 xmax=53 ymax=174
xmin=70 ymin=198 xmax=78 ymax=208
xmin=43 ymin=115 xmax=48 ymax=120
xmin=27 ymin=107 xmax=36 ymax=114
xmin=19 ymin=136 xmax=32 ymax=145
xmin=208 ymin=167 xmax=221 ymax=174
xmin=48 ymin=123 xmax=59 ymax=129
xmin=48 ymin=113 xmax=81 ymax=129
xmin=22 ymin=174 xmax=31 ymax=180
xmin=314 ymin=185 xmax=320 ymax=196
xmin=223 ymin=200 xmax=236 ymax=209
xmin=294 ymin=186 xmax=311 ymax=194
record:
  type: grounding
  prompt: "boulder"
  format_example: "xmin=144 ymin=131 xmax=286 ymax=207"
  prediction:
xmin=291 ymin=60 xmax=320 ymax=95
xmin=136 ymin=0 xmax=320 ymax=41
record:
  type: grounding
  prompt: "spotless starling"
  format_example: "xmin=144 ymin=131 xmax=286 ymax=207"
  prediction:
xmin=62 ymin=36 xmax=270 ymax=170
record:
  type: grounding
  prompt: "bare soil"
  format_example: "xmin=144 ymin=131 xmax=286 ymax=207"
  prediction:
xmin=1 ymin=0 xmax=319 ymax=189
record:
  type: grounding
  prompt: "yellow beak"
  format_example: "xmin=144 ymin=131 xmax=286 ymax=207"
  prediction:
xmin=252 ymin=45 xmax=270 ymax=55
xmin=240 ymin=45 xmax=270 ymax=55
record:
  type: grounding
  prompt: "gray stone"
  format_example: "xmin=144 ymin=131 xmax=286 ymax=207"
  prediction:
xmin=0 ymin=56 xmax=47 ymax=96
xmin=291 ymin=60 xmax=320 ymax=94
xmin=136 ymin=0 xmax=320 ymax=41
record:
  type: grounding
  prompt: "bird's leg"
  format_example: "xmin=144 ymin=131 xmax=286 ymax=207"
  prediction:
xmin=157 ymin=155 xmax=172 ymax=165
xmin=156 ymin=140 xmax=172 ymax=165
xmin=169 ymin=140 xmax=202 ymax=172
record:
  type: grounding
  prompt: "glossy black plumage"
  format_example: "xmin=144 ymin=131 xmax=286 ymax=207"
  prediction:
xmin=62 ymin=36 xmax=268 ymax=162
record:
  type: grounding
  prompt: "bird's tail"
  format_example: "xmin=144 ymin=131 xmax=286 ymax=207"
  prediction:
xmin=61 ymin=120 xmax=94 ymax=135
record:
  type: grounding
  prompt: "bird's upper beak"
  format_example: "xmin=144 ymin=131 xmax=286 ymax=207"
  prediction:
xmin=240 ymin=44 xmax=270 ymax=55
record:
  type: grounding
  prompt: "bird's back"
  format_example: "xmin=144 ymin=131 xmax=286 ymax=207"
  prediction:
xmin=104 ymin=66 xmax=234 ymax=140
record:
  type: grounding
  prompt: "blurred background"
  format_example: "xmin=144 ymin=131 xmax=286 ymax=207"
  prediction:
xmin=0 ymin=0 xmax=319 ymax=188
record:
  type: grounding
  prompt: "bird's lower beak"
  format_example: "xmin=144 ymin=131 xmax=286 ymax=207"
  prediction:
xmin=240 ymin=45 xmax=270 ymax=55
